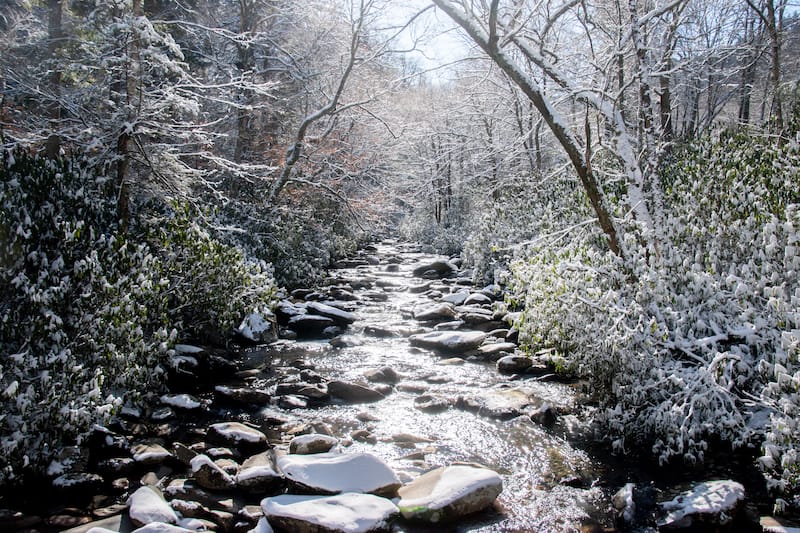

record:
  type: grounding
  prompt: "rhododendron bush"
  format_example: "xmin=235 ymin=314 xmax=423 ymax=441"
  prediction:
xmin=507 ymin=132 xmax=800 ymax=496
xmin=0 ymin=150 xmax=276 ymax=483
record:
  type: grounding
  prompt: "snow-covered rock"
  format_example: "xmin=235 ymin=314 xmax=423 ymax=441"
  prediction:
xmin=306 ymin=301 xmax=357 ymax=325
xmin=214 ymin=385 xmax=271 ymax=405
xmin=289 ymin=434 xmax=339 ymax=455
xmin=127 ymin=486 xmax=179 ymax=527
xmin=237 ymin=451 xmax=284 ymax=493
xmin=441 ymin=290 xmax=469 ymax=306
xmin=190 ymin=454 xmax=236 ymax=491
xmin=464 ymin=293 xmax=492 ymax=306
xmin=261 ymin=493 xmax=399 ymax=533
xmin=160 ymin=394 xmax=203 ymax=410
xmin=288 ymin=314 xmax=336 ymax=335
xmin=397 ymin=464 xmax=503 ymax=523
xmin=238 ymin=310 xmax=275 ymax=342
xmin=131 ymin=443 xmax=172 ymax=466
xmin=277 ymin=452 xmax=401 ymax=497
xmin=658 ymin=480 xmax=745 ymax=530
xmin=207 ymin=422 xmax=267 ymax=450
xmin=131 ymin=524 xmax=194 ymax=533
xmin=248 ymin=517 xmax=274 ymax=533
xmin=613 ymin=483 xmax=636 ymax=524
xmin=409 ymin=331 xmax=487 ymax=353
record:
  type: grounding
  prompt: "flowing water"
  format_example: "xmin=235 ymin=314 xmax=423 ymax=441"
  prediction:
xmin=233 ymin=241 xmax=617 ymax=531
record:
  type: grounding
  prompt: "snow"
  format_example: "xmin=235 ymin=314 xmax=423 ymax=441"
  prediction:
xmin=237 ymin=464 xmax=280 ymax=482
xmin=209 ymin=422 xmax=266 ymax=444
xmin=248 ymin=517 xmax=274 ymax=533
xmin=276 ymin=452 xmax=400 ymax=495
xmin=131 ymin=524 xmax=194 ymax=533
xmin=190 ymin=454 xmax=218 ymax=473
xmin=306 ymin=301 xmax=357 ymax=324
xmin=261 ymin=493 xmax=398 ymax=533
xmin=160 ymin=394 xmax=202 ymax=410
xmin=127 ymin=486 xmax=179 ymax=526
xmin=660 ymin=480 xmax=745 ymax=527
xmin=397 ymin=464 xmax=502 ymax=513
xmin=238 ymin=311 xmax=274 ymax=341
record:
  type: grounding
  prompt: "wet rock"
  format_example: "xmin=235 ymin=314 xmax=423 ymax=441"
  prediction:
xmin=363 ymin=325 xmax=401 ymax=338
xmin=477 ymin=342 xmax=517 ymax=359
xmin=214 ymin=385 xmax=271 ymax=406
xmin=275 ymin=382 xmax=330 ymax=401
xmin=409 ymin=282 xmax=432 ymax=293
xmin=441 ymin=290 xmax=469 ymax=306
xmin=437 ymin=357 xmax=465 ymax=365
xmin=277 ymin=452 xmax=401 ymax=496
xmin=97 ymin=457 xmax=136 ymax=476
xmin=761 ymin=516 xmax=800 ymax=532
xmin=131 ymin=442 xmax=172 ymax=466
xmin=397 ymin=464 xmax=503 ymax=523
xmin=414 ymin=394 xmax=451 ymax=414
xmin=409 ymin=331 xmax=487 ymax=353
xmin=464 ymin=293 xmax=492 ymax=306
xmin=262 ymin=493 xmax=399 ymax=533
xmin=433 ymin=320 xmax=466 ymax=331
xmin=290 ymin=434 xmax=339 ymax=455
xmin=530 ymin=403 xmax=557 ymax=427
xmin=386 ymin=264 xmax=400 ymax=272
xmin=658 ymin=480 xmax=745 ymax=531
xmin=191 ymin=454 xmax=236 ymax=491
xmin=496 ymin=355 xmax=533 ymax=374
xmin=171 ymin=443 xmax=198 ymax=467
xmin=363 ymin=366 xmax=401 ymax=384
xmin=164 ymin=479 xmax=235 ymax=513
xmin=278 ymin=395 xmax=308 ymax=409
xmin=207 ymin=422 xmax=267 ymax=451
xmin=306 ymin=301 xmax=357 ymax=326
xmin=328 ymin=380 xmax=385 ymax=403
xmin=455 ymin=388 xmax=532 ymax=420
xmin=127 ymin=486 xmax=178 ymax=527
xmin=413 ymin=303 xmax=457 ymax=323
xmin=236 ymin=451 xmax=284 ymax=494
xmin=352 ymin=429 xmax=378 ymax=444
xmin=288 ymin=314 xmax=336 ymax=336
xmin=412 ymin=260 xmax=457 ymax=279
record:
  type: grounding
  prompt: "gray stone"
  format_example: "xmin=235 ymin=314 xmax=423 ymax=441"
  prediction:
xmin=214 ymin=385 xmax=271 ymax=406
xmin=414 ymin=395 xmax=450 ymax=414
xmin=496 ymin=355 xmax=533 ymax=374
xmin=236 ymin=451 xmax=284 ymax=493
xmin=289 ymin=434 xmax=339 ymax=455
xmin=363 ymin=367 xmax=401 ymax=384
xmin=328 ymin=380 xmax=385 ymax=403
xmin=413 ymin=303 xmax=457 ymax=322
xmin=464 ymin=293 xmax=492 ymax=306
xmin=409 ymin=331 xmax=487 ymax=353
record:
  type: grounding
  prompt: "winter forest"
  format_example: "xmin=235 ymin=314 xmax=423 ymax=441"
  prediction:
xmin=1 ymin=0 xmax=800 ymax=531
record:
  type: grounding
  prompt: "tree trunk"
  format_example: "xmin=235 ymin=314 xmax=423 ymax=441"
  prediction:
xmin=45 ymin=0 xmax=63 ymax=158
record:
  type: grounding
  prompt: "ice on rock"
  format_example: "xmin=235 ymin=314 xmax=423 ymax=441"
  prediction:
xmin=261 ymin=493 xmax=399 ymax=533
xmin=277 ymin=452 xmax=401 ymax=496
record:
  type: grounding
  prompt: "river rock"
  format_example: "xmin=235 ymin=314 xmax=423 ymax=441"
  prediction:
xmin=190 ymin=454 xmax=236 ymax=491
xmin=306 ymin=301 xmax=357 ymax=325
xmin=51 ymin=473 xmax=104 ymax=496
xmin=409 ymin=331 xmax=487 ymax=353
xmin=288 ymin=314 xmax=336 ymax=336
xmin=455 ymin=388 xmax=531 ymax=420
xmin=658 ymin=480 xmax=745 ymax=531
xmin=412 ymin=260 xmax=457 ymax=279
xmin=290 ymin=434 xmax=339 ymax=455
xmin=328 ymin=380 xmax=385 ymax=403
xmin=761 ymin=516 xmax=800 ymax=532
xmin=530 ymin=403 xmax=557 ymax=427
xmin=414 ymin=394 xmax=451 ymax=413
xmin=397 ymin=464 xmax=503 ymax=523
xmin=207 ymin=422 xmax=267 ymax=451
xmin=363 ymin=325 xmax=401 ymax=338
xmin=127 ymin=486 xmax=178 ymax=527
xmin=160 ymin=394 xmax=203 ymax=411
xmin=441 ymin=290 xmax=469 ymax=306
xmin=275 ymin=382 xmax=329 ymax=401
xmin=131 ymin=443 xmax=172 ymax=466
xmin=262 ymin=493 xmax=399 ymax=533
xmin=236 ymin=451 xmax=284 ymax=493
xmin=496 ymin=355 xmax=533 ymax=374
xmin=164 ymin=479 xmax=234 ymax=513
xmin=464 ymin=293 xmax=492 ymax=306
xmin=413 ymin=303 xmax=457 ymax=322
xmin=477 ymin=342 xmax=517 ymax=359
xmin=363 ymin=367 xmax=401 ymax=384
xmin=214 ymin=385 xmax=271 ymax=406
xmin=277 ymin=452 xmax=401 ymax=496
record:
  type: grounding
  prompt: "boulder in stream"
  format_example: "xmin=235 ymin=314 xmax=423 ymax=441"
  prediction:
xmin=412 ymin=260 xmax=457 ymax=279
xmin=397 ymin=464 xmax=503 ymax=523
xmin=288 ymin=314 xmax=336 ymax=337
xmin=328 ymin=380 xmax=386 ymax=403
xmin=277 ymin=452 xmax=401 ymax=497
xmin=413 ymin=303 xmax=457 ymax=322
xmin=306 ymin=301 xmax=357 ymax=326
xmin=657 ymin=480 xmax=746 ymax=531
xmin=289 ymin=434 xmax=340 ymax=455
xmin=207 ymin=422 xmax=267 ymax=451
xmin=261 ymin=493 xmax=399 ymax=533
xmin=496 ymin=355 xmax=533 ymax=374
xmin=236 ymin=451 xmax=284 ymax=494
xmin=409 ymin=331 xmax=487 ymax=353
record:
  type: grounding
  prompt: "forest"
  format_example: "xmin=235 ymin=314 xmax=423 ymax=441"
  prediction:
xmin=1 ymin=0 xmax=800 ymax=530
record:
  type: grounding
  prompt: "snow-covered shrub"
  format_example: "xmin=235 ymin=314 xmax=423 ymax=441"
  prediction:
xmin=509 ymin=132 xmax=800 ymax=474
xmin=0 ymin=150 xmax=277 ymax=483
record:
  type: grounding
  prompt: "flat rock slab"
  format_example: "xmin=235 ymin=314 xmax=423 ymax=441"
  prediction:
xmin=658 ymin=480 xmax=745 ymax=530
xmin=277 ymin=452 xmax=401 ymax=497
xmin=306 ymin=301 xmax=357 ymax=325
xmin=409 ymin=331 xmax=486 ymax=353
xmin=262 ymin=493 xmax=399 ymax=533
xmin=397 ymin=464 xmax=503 ymax=523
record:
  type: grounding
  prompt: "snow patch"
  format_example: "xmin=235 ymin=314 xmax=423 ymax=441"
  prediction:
xmin=277 ymin=452 xmax=400 ymax=495
xmin=261 ymin=493 xmax=398 ymax=533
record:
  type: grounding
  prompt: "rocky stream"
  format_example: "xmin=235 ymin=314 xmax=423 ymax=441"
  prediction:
xmin=0 ymin=241 xmax=789 ymax=533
